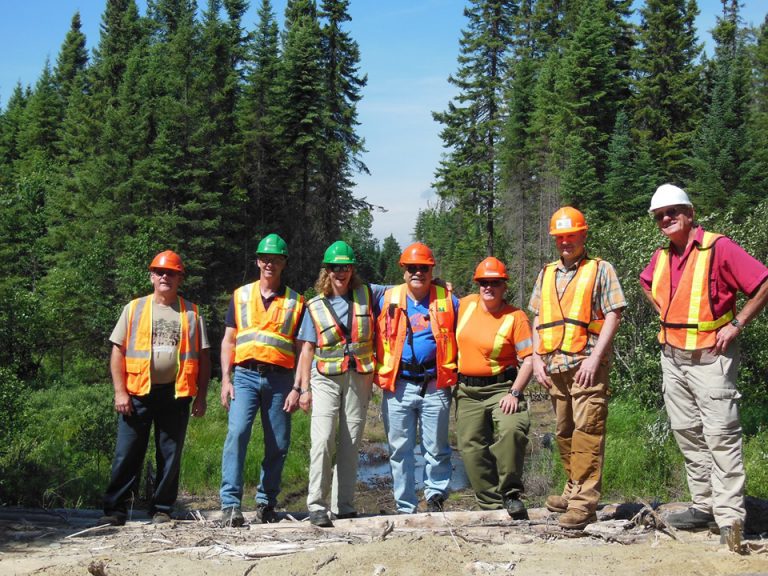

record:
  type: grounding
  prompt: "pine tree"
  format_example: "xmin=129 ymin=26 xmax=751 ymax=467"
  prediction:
xmin=54 ymin=12 xmax=89 ymax=101
xmin=378 ymin=234 xmax=403 ymax=285
xmin=741 ymin=15 xmax=768 ymax=204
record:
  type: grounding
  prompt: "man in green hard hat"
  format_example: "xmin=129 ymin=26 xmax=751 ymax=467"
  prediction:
xmin=219 ymin=233 xmax=306 ymax=526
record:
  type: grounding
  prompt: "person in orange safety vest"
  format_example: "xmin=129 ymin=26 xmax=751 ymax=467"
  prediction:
xmin=101 ymin=250 xmax=211 ymax=526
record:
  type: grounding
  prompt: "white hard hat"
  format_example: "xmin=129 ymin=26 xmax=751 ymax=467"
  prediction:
xmin=649 ymin=184 xmax=692 ymax=213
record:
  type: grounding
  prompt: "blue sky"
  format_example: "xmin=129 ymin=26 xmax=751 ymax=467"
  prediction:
xmin=1 ymin=1 xmax=766 ymax=246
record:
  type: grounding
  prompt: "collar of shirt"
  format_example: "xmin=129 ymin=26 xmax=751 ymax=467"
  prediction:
xmin=669 ymin=225 xmax=704 ymax=262
xmin=556 ymin=252 xmax=588 ymax=273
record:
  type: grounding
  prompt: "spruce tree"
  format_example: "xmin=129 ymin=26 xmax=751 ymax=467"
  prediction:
xmin=54 ymin=12 xmax=89 ymax=101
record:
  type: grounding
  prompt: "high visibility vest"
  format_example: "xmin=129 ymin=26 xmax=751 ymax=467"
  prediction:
xmin=651 ymin=231 xmax=733 ymax=350
xmin=456 ymin=295 xmax=526 ymax=376
xmin=307 ymin=286 xmax=375 ymax=376
xmin=124 ymin=295 xmax=200 ymax=398
xmin=233 ymin=281 xmax=304 ymax=368
xmin=374 ymin=284 xmax=457 ymax=392
xmin=536 ymin=258 xmax=604 ymax=355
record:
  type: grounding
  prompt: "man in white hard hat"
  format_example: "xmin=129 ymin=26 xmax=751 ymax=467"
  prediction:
xmin=640 ymin=184 xmax=768 ymax=544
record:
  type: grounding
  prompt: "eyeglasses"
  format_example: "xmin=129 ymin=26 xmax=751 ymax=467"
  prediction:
xmin=405 ymin=264 xmax=431 ymax=274
xmin=653 ymin=206 xmax=682 ymax=222
xmin=478 ymin=279 xmax=504 ymax=288
xmin=151 ymin=269 xmax=179 ymax=278
xmin=328 ymin=264 xmax=352 ymax=273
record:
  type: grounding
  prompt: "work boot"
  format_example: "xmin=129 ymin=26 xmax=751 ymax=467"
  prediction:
xmin=254 ymin=502 xmax=277 ymax=524
xmin=309 ymin=510 xmax=334 ymax=528
xmin=223 ymin=506 xmax=245 ymax=527
xmin=719 ymin=521 xmax=742 ymax=552
xmin=426 ymin=495 xmax=445 ymax=512
xmin=558 ymin=508 xmax=597 ymax=530
xmin=334 ymin=511 xmax=358 ymax=520
xmin=665 ymin=507 xmax=714 ymax=530
xmin=546 ymin=495 xmax=568 ymax=513
xmin=151 ymin=512 xmax=172 ymax=524
xmin=97 ymin=514 xmax=126 ymax=527
xmin=503 ymin=494 xmax=529 ymax=520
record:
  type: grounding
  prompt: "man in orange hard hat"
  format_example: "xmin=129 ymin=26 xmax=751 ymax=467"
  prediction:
xmin=101 ymin=250 xmax=211 ymax=526
xmin=373 ymin=242 xmax=459 ymax=514
xmin=529 ymin=208 xmax=626 ymax=530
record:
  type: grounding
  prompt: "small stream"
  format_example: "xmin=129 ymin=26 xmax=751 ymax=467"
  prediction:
xmin=358 ymin=442 xmax=469 ymax=491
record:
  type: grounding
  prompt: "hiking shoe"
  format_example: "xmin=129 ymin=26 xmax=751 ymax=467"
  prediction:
xmin=426 ymin=495 xmax=445 ymax=513
xmin=223 ymin=506 xmax=245 ymax=527
xmin=309 ymin=510 xmax=334 ymax=527
xmin=254 ymin=502 xmax=277 ymax=524
xmin=97 ymin=514 xmax=126 ymax=527
xmin=152 ymin=512 xmax=172 ymax=524
xmin=719 ymin=522 xmax=742 ymax=552
xmin=504 ymin=494 xmax=529 ymax=520
xmin=546 ymin=494 xmax=568 ymax=513
xmin=334 ymin=511 xmax=358 ymax=520
xmin=665 ymin=507 xmax=714 ymax=530
xmin=558 ymin=508 xmax=597 ymax=530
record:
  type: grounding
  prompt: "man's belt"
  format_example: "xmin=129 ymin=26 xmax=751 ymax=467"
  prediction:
xmin=399 ymin=373 xmax=428 ymax=383
xmin=237 ymin=360 xmax=290 ymax=374
xmin=458 ymin=367 xmax=518 ymax=387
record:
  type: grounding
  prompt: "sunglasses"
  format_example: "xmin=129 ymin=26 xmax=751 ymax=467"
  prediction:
xmin=328 ymin=264 xmax=352 ymax=273
xmin=478 ymin=279 xmax=504 ymax=288
xmin=653 ymin=206 xmax=683 ymax=222
xmin=405 ymin=264 xmax=431 ymax=274
xmin=151 ymin=269 xmax=179 ymax=278
xmin=258 ymin=255 xmax=285 ymax=265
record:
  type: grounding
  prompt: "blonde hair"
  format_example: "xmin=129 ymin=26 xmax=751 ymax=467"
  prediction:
xmin=314 ymin=267 xmax=363 ymax=297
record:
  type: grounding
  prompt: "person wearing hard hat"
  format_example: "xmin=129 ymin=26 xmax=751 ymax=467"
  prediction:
xmin=219 ymin=233 xmax=305 ymax=527
xmin=640 ymin=184 xmax=768 ymax=544
xmin=101 ymin=250 xmax=211 ymax=526
xmin=373 ymin=242 xmax=459 ymax=514
xmin=455 ymin=257 xmax=534 ymax=518
xmin=529 ymin=207 xmax=626 ymax=530
xmin=293 ymin=241 xmax=375 ymax=527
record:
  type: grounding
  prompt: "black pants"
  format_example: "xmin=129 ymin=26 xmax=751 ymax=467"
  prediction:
xmin=103 ymin=385 xmax=192 ymax=518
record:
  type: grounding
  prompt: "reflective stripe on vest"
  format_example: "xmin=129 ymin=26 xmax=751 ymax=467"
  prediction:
xmin=651 ymin=231 xmax=733 ymax=350
xmin=233 ymin=281 xmax=303 ymax=368
xmin=124 ymin=295 xmax=200 ymax=398
xmin=374 ymin=284 xmax=457 ymax=392
xmin=308 ymin=286 xmax=375 ymax=376
xmin=456 ymin=297 xmax=517 ymax=376
xmin=537 ymin=258 xmax=603 ymax=355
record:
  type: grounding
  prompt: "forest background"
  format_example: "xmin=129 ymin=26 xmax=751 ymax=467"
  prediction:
xmin=1 ymin=0 xmax=768 ymax=510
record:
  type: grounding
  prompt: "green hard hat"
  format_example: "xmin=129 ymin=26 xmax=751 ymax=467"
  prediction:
xmin=257 ymin=233 xmax=289 ymax=256
xmin=323 ymin=240 xmax=356 ymax=265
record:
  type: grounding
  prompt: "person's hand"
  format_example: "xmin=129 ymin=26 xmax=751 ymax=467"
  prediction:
xmin=114 ymin=390 xmax=133 ymax=415
xmin=714 ymin=323 xmax=740 ymax=355
xmin=284 ymin=389 xmax=300 ymax=413
xmin=191 ymin=395 xmax=207 ymax=417
xmin=299 ymin=390 xmax=312 ymax=413
xmin=220 ymin=378 xmax=234 ymax=410
xmin=574 ymin=355 xmax=600 ymax=388
xmin=499 ymin=393 xmax=518 ymax=415
xmin=532 ymin=354 xmax=552 ymax=389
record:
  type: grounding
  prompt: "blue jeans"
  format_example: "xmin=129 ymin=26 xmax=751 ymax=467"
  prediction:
xmin=103 ymin=384 xmax=192 ymax=518
xmin=220 ymin=366 xmax=292 ymax=509
xmin=382 ymin=378 xmax=452 ymax=513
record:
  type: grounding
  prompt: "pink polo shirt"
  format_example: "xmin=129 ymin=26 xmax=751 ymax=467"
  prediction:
xmin=640 ymin=227 xmax=768 ymax=319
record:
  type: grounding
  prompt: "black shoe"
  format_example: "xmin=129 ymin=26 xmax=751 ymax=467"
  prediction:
xmin=223 ymin=506 xmax=245 ymax=527
xmin=719 ymin=523 xmax=742 ymax=551
xmin=503 ymin=494 xmax=529 ymax=520
xmin=254 ymin=502 xmax=277 ymax=524
xmin=666 ymin=507 xmax=714 ymax=530
xmin=98 ymin=514 xmax=126 ymax=527
xmin=334 ymin=511 xmax=358 ymax=520
xmin=152 ymin=512 xmax=172 ymax=524
xmin=426 ymin=495 xmax=445 ymax=512
xmin=309 ymin=510 xmax=334 ymax=527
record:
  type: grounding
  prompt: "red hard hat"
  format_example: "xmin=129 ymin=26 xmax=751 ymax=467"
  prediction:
xmin=149 ymin=250 xmax=185 ymax=273
xmin=549 ymin=207 xmax=588 ymax=236
xmin=473 ymin=257 xmax=509 ymax=281
xmin=399 ymin=242 xmax=436 ymax=266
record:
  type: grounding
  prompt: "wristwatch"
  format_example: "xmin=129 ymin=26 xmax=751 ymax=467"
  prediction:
xmin=731 ymin=318 xmax=742 ymax=329
xmin=509 ymin=388 xmax=523 ymax=398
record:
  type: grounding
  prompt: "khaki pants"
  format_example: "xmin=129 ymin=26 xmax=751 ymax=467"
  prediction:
xmin=549 ymin=364 xmax=609 ymax=514
xmin=306 ymin=367 xmax=373 ymax=515
xmin=661 ymin=343 xmax=745 ymax=528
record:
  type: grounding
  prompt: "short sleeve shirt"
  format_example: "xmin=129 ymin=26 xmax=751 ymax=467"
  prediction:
xmin=529 ymin=255 xmax=626 ymax=373
xmin=110 ymin=298 xmax=210 ymax=384
xmin=296 ymin=294 xmax=351 ymax=345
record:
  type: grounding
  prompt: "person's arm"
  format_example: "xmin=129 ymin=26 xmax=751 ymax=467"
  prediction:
xmin=573 ymin=308 xmax=622 ymax=387
xmin=292 ymin=340 xmax=315 ymax=413
xmin=641 ymin=286 xmax=660 ymax=313
xmin=220 ymin=327 xmax=237 ymax=410
xmin=530 ymin=316 xmax=553 ymax=389
xmin=499 ymin=356 xmax=533 ymax=415
xmin=191 ymin=348 xmax=210 ymax=417
xmin=110 ymin=344 xmax=132 ymax=415
xmin=714 ymin=278 xmax=768 ymax=354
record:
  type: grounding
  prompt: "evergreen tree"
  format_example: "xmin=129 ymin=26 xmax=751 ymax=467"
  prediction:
xmin=341 ymin=208 xmax=379 ymax=283
xmin=741 ymin=15 xmax=768 ymax=203
xmin=54 ymin=12 xmax=89 ymax=101
xmin=378 ymin=234 xmax=403 ymax=285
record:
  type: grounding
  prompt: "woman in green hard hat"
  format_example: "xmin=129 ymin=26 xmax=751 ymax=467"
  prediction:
xmin=294 ymin=241 xmax=376 ymax=527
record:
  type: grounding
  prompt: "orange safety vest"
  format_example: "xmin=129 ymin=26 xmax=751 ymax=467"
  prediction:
xmin=536 ymin=258 xmax=604 ymax=355
xmin=307 ymin=286 xmax=375 ymax=376
xmin=124 ymin=295 xmax=201 ymax=398
xmin=233 ymin=281 xmax=304 ymax=369
xmin=650 ymin=231 xmax=733 ymax=350
xmin=374 ymin=284 xmax=457 ymax=392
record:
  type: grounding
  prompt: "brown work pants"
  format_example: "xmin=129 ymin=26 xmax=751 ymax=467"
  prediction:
xmin=549 ymin=363 xmax=609 ymax=514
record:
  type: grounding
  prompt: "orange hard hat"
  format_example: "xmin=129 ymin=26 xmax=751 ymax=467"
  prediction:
xmin=149 ymin=250 xmax=185 ymax=273
xmin=549 ymin=207 xmax=588 ymax=236
xmin=399 ymin=242 xmax=436 ymax=266
xmin=473 ymin=257 xmax=509 ymax=281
